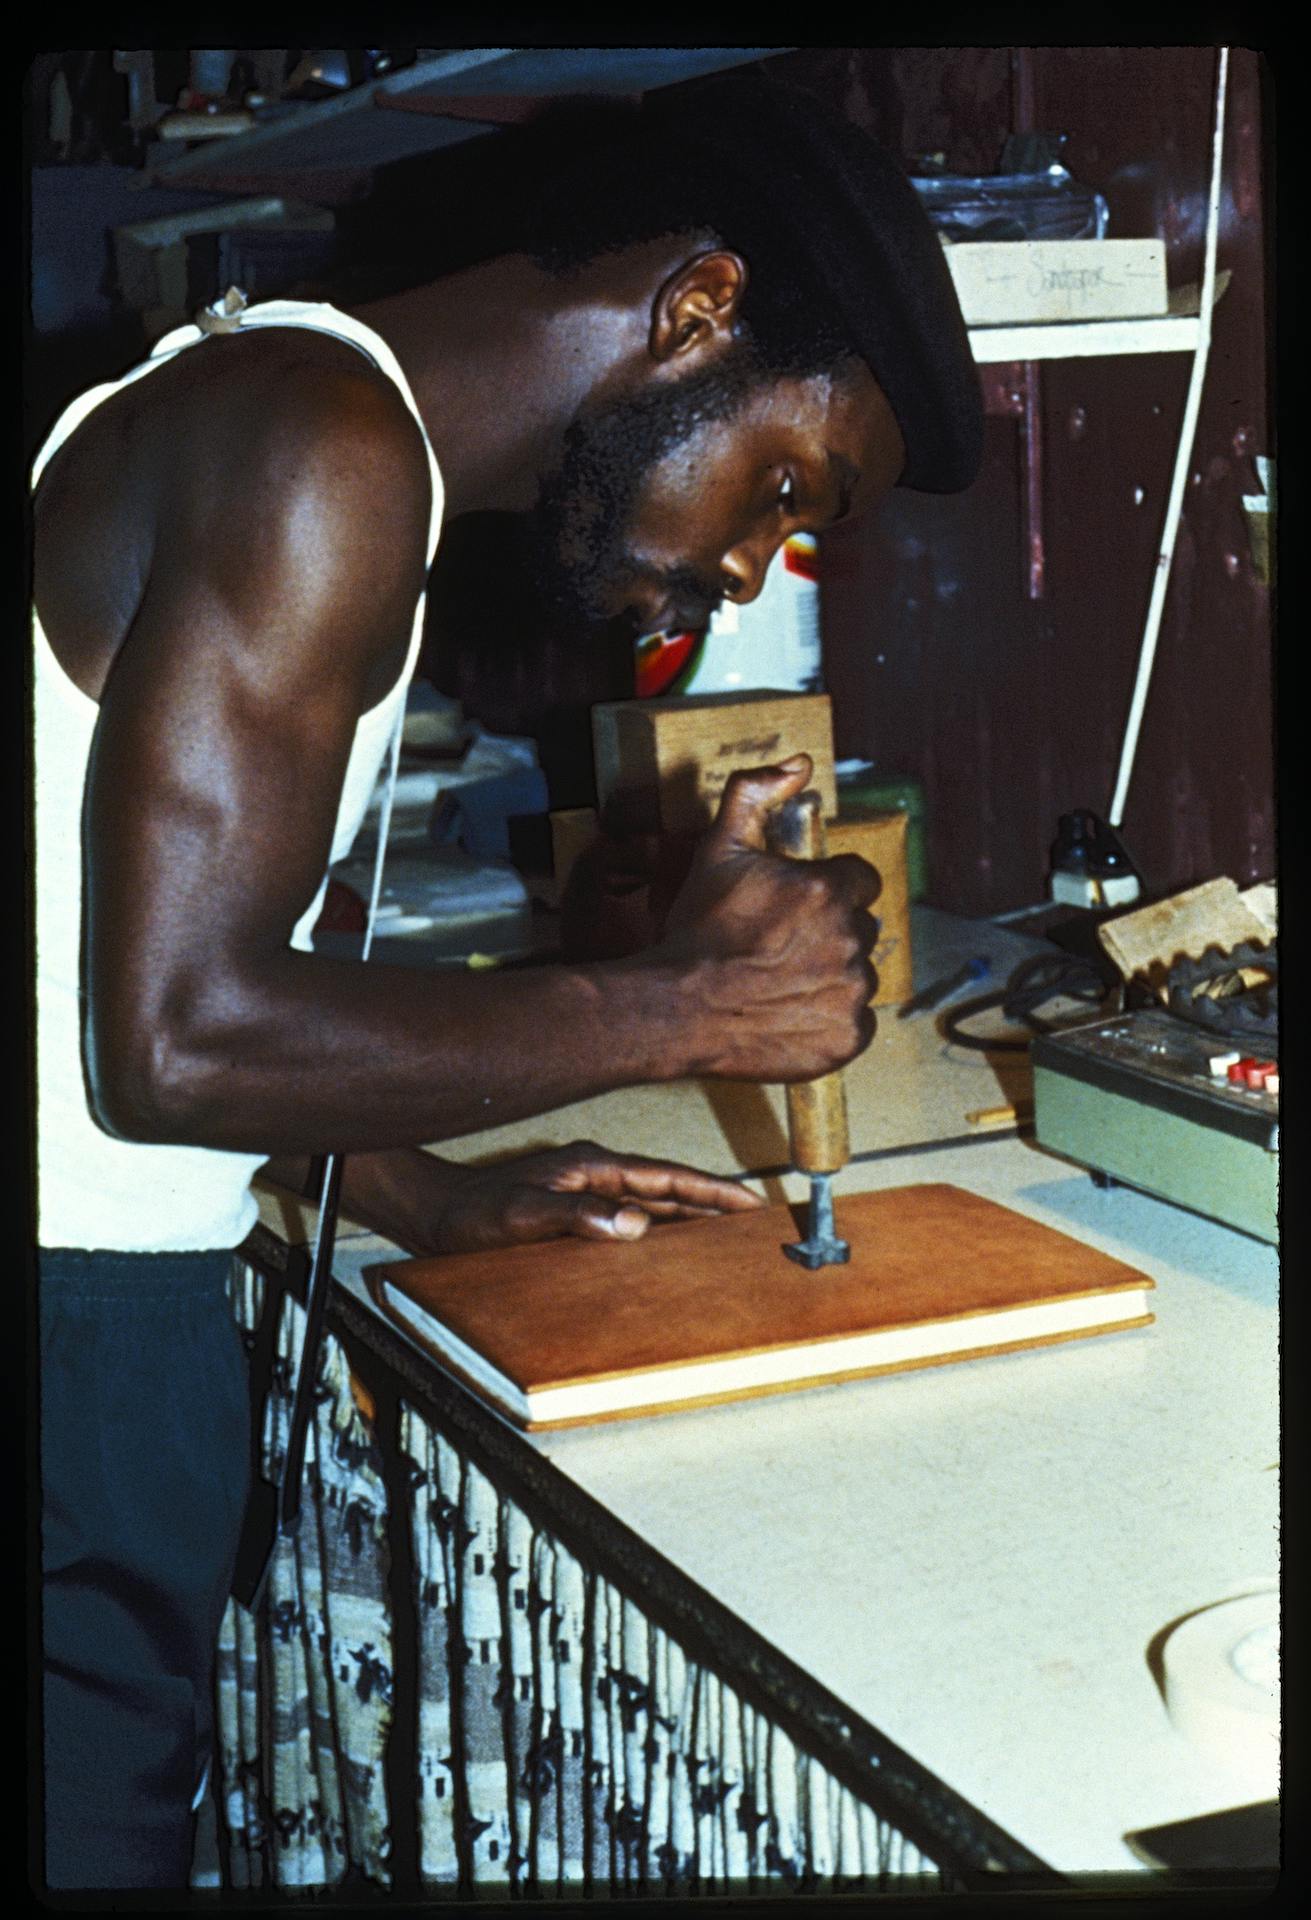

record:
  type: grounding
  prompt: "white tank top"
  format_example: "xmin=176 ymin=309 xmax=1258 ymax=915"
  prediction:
xmin=33 ymin=298 xmax=445 ymax=1250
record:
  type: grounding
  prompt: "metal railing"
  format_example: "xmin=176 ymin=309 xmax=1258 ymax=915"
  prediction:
xmin=198 ymin=1226 xmax=1055 ymax=1897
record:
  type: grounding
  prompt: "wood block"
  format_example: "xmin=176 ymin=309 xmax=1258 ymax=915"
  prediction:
xmin=942 ymin=238 xmax=1168 ymax=326
xmin=1238 ymin=882 xmax=1277 ymax=938
xmin=592 ymin=690 xmax=837 ymax=836
xmin=1097 ymin=877 xmax=1271 ymax=997
xmin=549 ymin=806 xmax=600 ymax=904
xmin=828 ymin=810 xmax=913 ymax=1006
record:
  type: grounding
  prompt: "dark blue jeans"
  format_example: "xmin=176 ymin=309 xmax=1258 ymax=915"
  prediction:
xmin=40 ymin=1247 xmax=252 ymax=1890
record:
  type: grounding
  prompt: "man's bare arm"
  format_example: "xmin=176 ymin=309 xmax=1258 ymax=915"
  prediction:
xmin=83 ymin=366 xmax=876 ymax=1157
xmin=259 ymin=1145 xmax=763 ymax=1256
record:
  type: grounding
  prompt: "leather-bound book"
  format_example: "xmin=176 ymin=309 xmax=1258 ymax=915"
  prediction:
xmin=367 ymin=1184 xmax=1154 ymax=1431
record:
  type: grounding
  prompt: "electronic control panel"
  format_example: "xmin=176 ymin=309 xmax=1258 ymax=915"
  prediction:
xmin=1033 ymin=1009 xmax=1277 ymax=1145
xmin=1031 ymin=1008 xmax=1278 ymax=1241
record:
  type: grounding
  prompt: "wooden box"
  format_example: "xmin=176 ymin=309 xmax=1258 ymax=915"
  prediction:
xmin=546 ymin=807 xmax=604 ymax=910
xmin=828 ymin=809 xmax=913 ymax=1007
xmin=942 ymin=238 xmax=1168 ymax=327
xmin=592 ymin=690 xmax=837 ymax=836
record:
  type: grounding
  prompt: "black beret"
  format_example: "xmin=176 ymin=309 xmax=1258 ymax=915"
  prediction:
xmin=643 ymin=81 xmax=984 ymax=494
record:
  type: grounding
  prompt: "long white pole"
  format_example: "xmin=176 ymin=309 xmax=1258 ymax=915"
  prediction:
xmin=1108 ymin=45 xmax=1230 ymax=829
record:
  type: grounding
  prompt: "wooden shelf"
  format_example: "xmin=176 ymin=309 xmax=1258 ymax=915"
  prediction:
xmin=146 ymin=47 xmax=791 ymax=191
xmin=969 ymin=314 xmax=1201 ymax=362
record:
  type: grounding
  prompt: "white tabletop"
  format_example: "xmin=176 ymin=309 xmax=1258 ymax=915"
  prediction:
xmin=273 ymin=908 xmax=1280 ymax=1874
xmin=534 ymin=1142 xmax=1278 ymax=1874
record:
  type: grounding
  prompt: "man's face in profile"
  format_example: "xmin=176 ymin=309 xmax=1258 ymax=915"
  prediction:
xmin=524 ymin=351 xmax=902 ymax=644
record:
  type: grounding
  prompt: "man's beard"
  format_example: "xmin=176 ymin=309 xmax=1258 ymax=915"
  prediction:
xmin=523 ymin=347 xmax=764 ymax=640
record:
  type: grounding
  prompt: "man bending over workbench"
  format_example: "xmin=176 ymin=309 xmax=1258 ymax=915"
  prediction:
xmin=32 ymin=81 xmax=981 ymax=1886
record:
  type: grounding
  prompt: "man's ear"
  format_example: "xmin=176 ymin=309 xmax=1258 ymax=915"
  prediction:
xmin=649 ymin=250 xmax=748 ymax=363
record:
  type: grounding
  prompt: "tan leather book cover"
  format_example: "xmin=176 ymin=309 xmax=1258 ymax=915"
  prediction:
xmin=367 ymin=1184 xmax=1154 ymax=1428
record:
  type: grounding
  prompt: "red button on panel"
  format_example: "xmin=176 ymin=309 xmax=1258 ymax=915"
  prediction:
xmin=1228 ymin=1058 xmax=1258 ymax=1084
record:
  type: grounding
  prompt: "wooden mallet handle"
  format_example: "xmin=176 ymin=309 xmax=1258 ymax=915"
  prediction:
xmin=767 ymin=790 xmax=851 ymax=1177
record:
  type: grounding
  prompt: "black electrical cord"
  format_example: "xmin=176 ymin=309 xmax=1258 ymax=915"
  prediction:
xmin=941 ymin=952 xmax=1113 ymax=1052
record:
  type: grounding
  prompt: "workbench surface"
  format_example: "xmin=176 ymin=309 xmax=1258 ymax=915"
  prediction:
xmin=267 ymin=908 xmax=1280 ymax=1876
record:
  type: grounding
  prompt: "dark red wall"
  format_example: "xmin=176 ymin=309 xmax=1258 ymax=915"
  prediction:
xmin=769 ymin=47 xmax=1272 ymax=915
